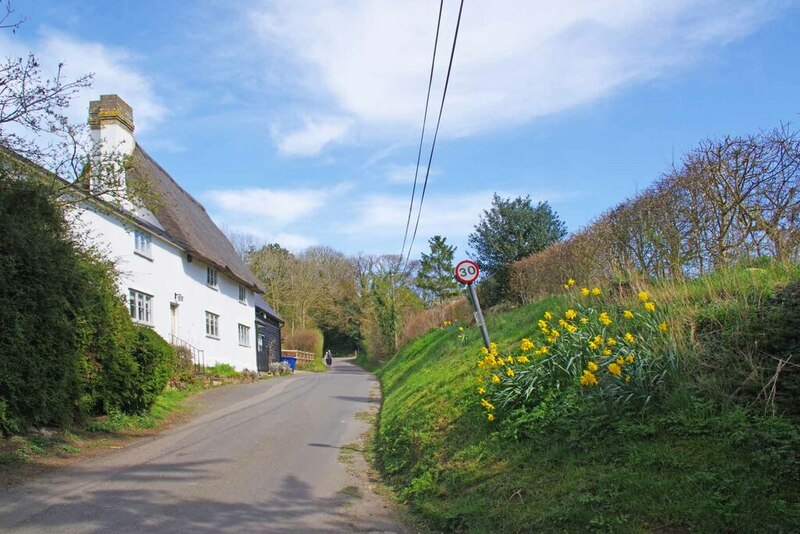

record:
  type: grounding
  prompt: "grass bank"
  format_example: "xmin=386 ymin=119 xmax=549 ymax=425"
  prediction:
xmin=375 ymin=262 xmax=800 ymax=532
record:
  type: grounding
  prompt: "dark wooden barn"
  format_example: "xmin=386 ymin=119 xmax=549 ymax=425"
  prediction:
xmin=254 ymin=294 xmax=283 ymax=372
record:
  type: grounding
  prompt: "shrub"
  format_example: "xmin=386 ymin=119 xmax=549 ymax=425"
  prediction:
xmin=284 ymin=328 xmax=324 ymax=359
xmin=206 ymin=362 xmax=240 ymax=378
xmin=0 ymin=171 xmax=85 ymax=432
xmin=398 ymin=297 xmax=472 ymax=348
xmin=126 ymin=326 xmax=175 ymax=412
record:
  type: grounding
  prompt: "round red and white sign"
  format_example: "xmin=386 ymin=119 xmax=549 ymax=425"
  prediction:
xmin=454 ymin=259 xmax=480 ymax=285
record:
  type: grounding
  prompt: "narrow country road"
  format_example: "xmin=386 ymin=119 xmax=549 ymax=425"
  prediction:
xmin=0 ymin=360 xmax=406 ymax=533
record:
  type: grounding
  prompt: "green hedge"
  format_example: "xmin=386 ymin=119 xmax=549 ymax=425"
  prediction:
xmin=0 ymin=160 xmax=175 ymax=434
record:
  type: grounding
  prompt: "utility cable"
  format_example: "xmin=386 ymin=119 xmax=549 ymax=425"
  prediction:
xmin=399 ymin=0 xmax=444 ymax=265
xmin=404 ymin=0 xmax=465 ymax=270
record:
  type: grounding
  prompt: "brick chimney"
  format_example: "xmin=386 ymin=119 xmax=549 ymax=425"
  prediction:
xmin=87 ymin=95 xmax=136 ymax=197
xmin=88 ymin=94 xmax=136 ymax=157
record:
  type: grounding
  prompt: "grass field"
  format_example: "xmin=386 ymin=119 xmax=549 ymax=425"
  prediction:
xmin=375 ymin=262 xmax=800 ymax=532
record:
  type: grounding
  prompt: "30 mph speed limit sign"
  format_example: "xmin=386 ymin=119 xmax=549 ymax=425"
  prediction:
xmin=454 ymin=259 xmax=480 ymax=285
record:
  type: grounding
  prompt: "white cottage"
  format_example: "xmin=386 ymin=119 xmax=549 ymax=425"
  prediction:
xmin=70 ymin=94 xmax=265 ymax=370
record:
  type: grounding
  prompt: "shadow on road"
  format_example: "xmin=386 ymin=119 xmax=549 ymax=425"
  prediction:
xmin=3 ymin=459 xmax=388 ymax=533
xmin=329 ymin=365 xmax=371 ymax=376
xmin=330 ymin=395 xmax=379 ymax=404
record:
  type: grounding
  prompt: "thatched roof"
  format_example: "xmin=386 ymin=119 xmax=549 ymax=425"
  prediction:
xmin=127 ymin=146 xmax=263 ymax=292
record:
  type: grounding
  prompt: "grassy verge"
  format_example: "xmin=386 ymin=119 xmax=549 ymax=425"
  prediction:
xmin=375 ymin=262 xmax=800 ymax=532
xmin=0 ymin=382 xmax=204 ymax=487
xmin=298 ymin=355 xmax=329 ymax=372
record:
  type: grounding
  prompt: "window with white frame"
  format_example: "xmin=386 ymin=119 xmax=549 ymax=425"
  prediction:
xmin=238 ymin=285 xmax=247 ymax=304
xmin=238 ymin=324 xmax=251 ymax=347
xmin=128 ymin=289 xmax=153 ymax=324
xmin=207 ymin=266 xmax=218 ymax=288
xmin=206 ymin=311 xmax=219 ymax=338
xmin=134 ymin=230 xmax=152 ymax=258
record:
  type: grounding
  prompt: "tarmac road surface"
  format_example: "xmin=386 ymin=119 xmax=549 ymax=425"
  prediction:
xmin=0 ymin=359 xmax=406 ymax=533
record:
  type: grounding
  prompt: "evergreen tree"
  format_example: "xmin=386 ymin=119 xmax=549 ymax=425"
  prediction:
xmin=468 ymin=194 xmax=567 ymax=303
xmin=416 ymin=235 xmax=460 ymax=305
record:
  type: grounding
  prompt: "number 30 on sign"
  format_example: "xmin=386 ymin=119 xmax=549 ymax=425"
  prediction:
xmin=454 ymin=260 xmax=479 ymax=285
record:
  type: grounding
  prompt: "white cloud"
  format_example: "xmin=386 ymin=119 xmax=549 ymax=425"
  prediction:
xmin=207 ymin=187 xmax=328 ymax=224
xmin=0 ymin=29 xmax=165 ymax=132
xmin=273 ymin=232 xmax=318 ymax=251
xmin=250 ymin=0 xmax=779 ymax=143
xmin=272 ymin=116 xmax=352 ymax=156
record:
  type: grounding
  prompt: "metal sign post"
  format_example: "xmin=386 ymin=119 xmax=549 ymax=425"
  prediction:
xmin=454 ymin=260 xmax=491 ymax=350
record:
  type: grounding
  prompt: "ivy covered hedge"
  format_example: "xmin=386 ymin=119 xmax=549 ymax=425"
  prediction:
xmin=0 ymin=161 xmax=175 ymax=434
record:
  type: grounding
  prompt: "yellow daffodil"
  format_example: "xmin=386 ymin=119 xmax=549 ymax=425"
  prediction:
xmin=491 ymin=374 xmax=501 ymax=384
xmin=591 ymin=287 xmax=602 ymax=296
xmin=644 ymin=301 xmax=656 ymax=312
xmin=623 ymin=310 xmax=634 ymax=319
xmin=606 ymin=337 xmax=617 ymax=346
xmin=487 ymin=413 xmax=495 ymax=421
xmin=580 ymin=317 xmax=590 ymax=325
xmin=565 ymin=309 xmax=578 ymax=320
xmin=581 ymin=287 xmax=590 ymax=297
xmin=588 ymin=341 xmax=598 ymax=350
xmin=544 ymin=311 xmax=553 ymax=320
xmin=638 ymin=291 xmax=649 ymax=302
xmin=520 ymin=338 xmax=534 ymax=352
xmin=506 ymin=368 xmax=515 ymax=377
xmin=659 ymin=321 xmax=668 ymax=332
xmin=624 ymin=332 xmax=635 ymax=343
xmin=599 ymin=312 xmax=612 ymax=326
xmin=477 ymin=387 xmax=486 ymax=394
xmin=616 ymin=357 xmax=625 ymax=366
xmin=516 ymin=356 xmax=529 ymax=364
xmin=579 ymin=370 xmax=598 ymax=386
xmin=625 ymin=354 xmax=635 ymax=363
xmin=587 ymin=361 xmax=599 ymax=372
xmin=608 ymin=362 xmax=622 ymax=376
xmin=602 ymin=348 xmax=612 ymax=356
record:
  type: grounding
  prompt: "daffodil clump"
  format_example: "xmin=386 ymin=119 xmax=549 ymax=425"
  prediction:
xmin=476 ymin=279 xmax=676 ymax=421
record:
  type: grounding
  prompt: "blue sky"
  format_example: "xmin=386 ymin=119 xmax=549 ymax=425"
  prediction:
xmin=6 ymin=0 xmax=800 ymax=260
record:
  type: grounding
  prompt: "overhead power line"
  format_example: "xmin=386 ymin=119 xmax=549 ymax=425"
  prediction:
xmin=399 ymin=0 xmax=444 ymax=265
xmin=403 ymin=0 xmax=465 ymax=270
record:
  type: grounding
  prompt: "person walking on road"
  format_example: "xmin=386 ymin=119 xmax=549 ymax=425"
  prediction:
xmin=325 ymin=350 xmax=333 ymax=366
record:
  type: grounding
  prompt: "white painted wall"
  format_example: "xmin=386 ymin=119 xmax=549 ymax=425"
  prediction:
xmin=71 ymin=204 xmax=258 ymax=371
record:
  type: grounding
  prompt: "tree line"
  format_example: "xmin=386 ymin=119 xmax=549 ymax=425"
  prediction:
xmin=231 ymin=194 xmax=568 ymax=359
xmin=511 ymin=125 xmax=800 ymax=302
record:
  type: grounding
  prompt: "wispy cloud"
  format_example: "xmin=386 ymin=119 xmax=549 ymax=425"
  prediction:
xmin=0 ymin=28 xmax=166 ymax=132
xmin=250 ymin=0 xmax=780 ymax=149
xmin=384 ymin=164 xmax=438 ymax=185
xmin=272 ymin=115 xmax=352 ymax=156
xmin=206 ymin=182 xmax=351 ymax=224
